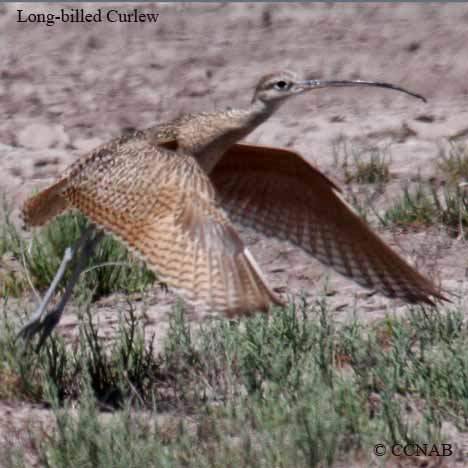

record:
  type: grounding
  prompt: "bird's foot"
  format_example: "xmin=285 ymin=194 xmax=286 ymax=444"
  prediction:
xmin=17 ymin=303 xmax=65 ymax=350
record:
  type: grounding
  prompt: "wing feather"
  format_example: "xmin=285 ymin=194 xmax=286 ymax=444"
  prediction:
xmin=210 ymin=143 xmax=446 ymax=305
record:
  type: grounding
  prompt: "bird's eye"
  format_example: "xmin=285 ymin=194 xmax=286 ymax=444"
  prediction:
xmin=273 ymin=80 xmax=289 ymax=91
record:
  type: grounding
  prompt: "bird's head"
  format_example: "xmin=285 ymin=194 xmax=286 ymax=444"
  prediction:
xmin=252 ymin=70 xmax=305 ymax=105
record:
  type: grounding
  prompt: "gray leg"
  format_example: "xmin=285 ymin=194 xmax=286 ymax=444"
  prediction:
xmin=18 ymin=225 xmax=104 ymax=347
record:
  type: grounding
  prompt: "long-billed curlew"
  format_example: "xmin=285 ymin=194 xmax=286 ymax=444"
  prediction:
xmin=19 ymin=70 xmax=447 ymax=346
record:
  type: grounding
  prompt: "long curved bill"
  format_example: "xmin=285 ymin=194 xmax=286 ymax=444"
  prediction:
xmin=297 ymin=79 xmax=427 ymax=103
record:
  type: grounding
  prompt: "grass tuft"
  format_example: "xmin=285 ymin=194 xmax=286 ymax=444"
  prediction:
xmin=332 ymin=136 xmax=391 ymax=184
xmin=0 ymin=209 xmax=156 ymax=298
xmin=383 ymin=183 xmax=468 ymax=237
xmin=438 ymin=141 xmax=468 ymax=183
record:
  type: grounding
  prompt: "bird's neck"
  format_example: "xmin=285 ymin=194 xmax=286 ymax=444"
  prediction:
xmin=178 ymin=99 xmax=279 ymax=173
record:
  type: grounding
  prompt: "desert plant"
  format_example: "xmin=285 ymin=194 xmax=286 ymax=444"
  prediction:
xmin=383 ymin=183 xmax=468 ymax=237
xmin=437 ymin=141 xmax=468 ymax=183
xmin=332 ymin=137 xmax=391 ymax=184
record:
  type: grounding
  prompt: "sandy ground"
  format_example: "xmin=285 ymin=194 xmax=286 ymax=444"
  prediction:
xmin=1 ymin=2 xmax=468 ymax=466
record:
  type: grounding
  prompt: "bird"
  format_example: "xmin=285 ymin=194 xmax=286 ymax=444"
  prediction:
xmin=18 ymin=70 xmax=446 ymax=346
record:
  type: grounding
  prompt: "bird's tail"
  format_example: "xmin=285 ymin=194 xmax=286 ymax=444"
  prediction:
xmin=22 ymin=179 xmax=69 ymax=228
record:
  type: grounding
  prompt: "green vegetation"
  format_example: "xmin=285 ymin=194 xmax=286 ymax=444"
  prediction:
xmin=332 ymin=136 xmax=391 ymax=185
xmin=437 ymin=141 xmax=468 ymax=183
xmin=1 ymin=296 xmax=467 ymax=467
xmin=0 ymin=209 xmax=156 ymax=298
xmin=383 ymin=184 xmax=468 ymax=237
xmin=332 ymin=138 xmax=468 ymax=239
xmin=382 ymin=141 xmax=468 ymax=235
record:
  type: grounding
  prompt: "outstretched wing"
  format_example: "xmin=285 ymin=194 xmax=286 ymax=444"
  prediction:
xmin=62 ymin=139 xmax=282 ymax=316
xmin=210 ymin=143 xmax=446 ymax=305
